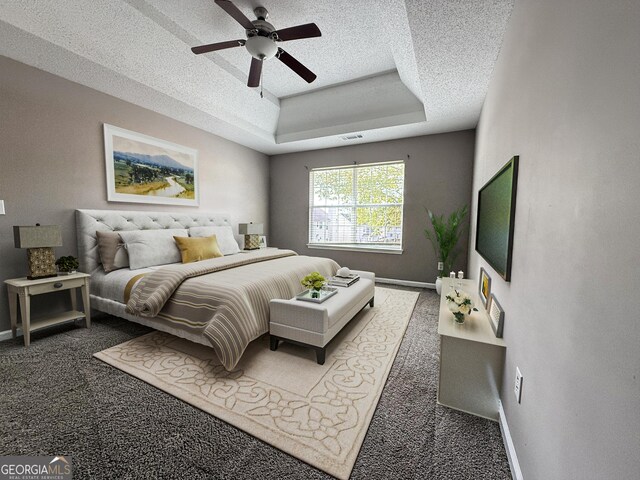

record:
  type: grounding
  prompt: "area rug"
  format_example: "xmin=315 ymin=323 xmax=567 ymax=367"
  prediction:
xmin=94 ymin=287 xmax=419 ymax=479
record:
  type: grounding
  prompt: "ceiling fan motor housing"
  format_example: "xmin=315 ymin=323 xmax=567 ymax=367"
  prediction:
xmin=246 ymin=19 xmax=278 ymax=59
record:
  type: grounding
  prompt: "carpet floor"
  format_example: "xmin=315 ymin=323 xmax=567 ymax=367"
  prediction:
xmin=0 ymin=286 xmax=512 ymax=479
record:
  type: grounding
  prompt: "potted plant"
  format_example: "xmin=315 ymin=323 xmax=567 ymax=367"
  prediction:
xmin=301 ymin=272 xmax=326 ymax=298
xmin=55 ymin=255 xmax=79 ymax=275
xmin=424 ymin=205 xmax=468 ymax=294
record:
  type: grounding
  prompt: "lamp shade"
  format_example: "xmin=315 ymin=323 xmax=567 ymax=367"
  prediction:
xmin=14 ymin=225 xmax=63 ymax=248
xmin=238 ymin=223 xmax=263 ymax=235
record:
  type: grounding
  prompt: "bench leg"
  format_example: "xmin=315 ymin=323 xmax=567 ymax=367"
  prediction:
xmin=270 ymin=335 xmax=280 ymax=351
xmin=369 ymin=297 xmax=375 ymax=308
xmin=316 ymin=347 xmax=326 ymax=365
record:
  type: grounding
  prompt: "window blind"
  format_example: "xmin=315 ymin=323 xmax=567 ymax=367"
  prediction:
xmin=308 ymin=161 xmax=405 ymax=251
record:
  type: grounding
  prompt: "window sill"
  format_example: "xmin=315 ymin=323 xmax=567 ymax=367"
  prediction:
xmin=307 ymin=244 xmax=403 ymax=255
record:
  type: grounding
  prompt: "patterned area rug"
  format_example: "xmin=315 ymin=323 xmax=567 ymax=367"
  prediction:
xmin=94 ymin=287 xmax=419 ymax=479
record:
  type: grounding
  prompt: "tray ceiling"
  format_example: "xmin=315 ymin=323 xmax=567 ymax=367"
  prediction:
xmin=0 ymin=0 xmax=514 ymax=154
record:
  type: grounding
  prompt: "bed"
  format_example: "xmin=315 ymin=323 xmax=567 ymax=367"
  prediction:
xmin=76 ymin=209 xmax=339 ymax=369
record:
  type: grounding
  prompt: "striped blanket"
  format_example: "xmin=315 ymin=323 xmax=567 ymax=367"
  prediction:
xmin=126 ymin=249 xmax=339 ymax=370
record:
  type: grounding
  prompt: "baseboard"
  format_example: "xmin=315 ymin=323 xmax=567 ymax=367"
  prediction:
xmin=376 ymin=277 xmax=434 ymax=289
xmin=0 ymin=327 xmax=22 ymax=342
xmin=498 ymin=399 xmax=524 ymax=480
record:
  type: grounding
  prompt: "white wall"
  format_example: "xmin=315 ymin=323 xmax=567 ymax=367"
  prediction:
xmin=469 ymin=0 xmax=640 ymax=478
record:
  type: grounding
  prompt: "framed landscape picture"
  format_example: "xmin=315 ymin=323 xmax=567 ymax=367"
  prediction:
xmin=104 ymin=124 xmax=199 ymax=206
xmin=479 ymin=267 xmax=492 ymax=310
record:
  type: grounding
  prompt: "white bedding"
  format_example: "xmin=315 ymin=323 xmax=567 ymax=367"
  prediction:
xmin=77 ymin=209 xmax=237 ymax=348
xmin=90 ymin=266 xmax=161 ymax=304
xmin=90 ymin=252 xmax=251 ymax=304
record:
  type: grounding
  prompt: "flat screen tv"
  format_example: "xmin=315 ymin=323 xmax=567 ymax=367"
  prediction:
xmin=475 ymin=156 xmax=519 ymax=281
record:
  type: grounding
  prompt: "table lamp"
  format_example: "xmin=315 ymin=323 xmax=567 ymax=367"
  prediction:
xmin=14 ymin=224 xmax=63 ymax=279
xmin=238 ymin=222 xmax=263 ymax=250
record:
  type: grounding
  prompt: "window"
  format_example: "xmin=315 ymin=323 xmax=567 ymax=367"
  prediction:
xmin=308 ymin=161 xmax=405 ymax=253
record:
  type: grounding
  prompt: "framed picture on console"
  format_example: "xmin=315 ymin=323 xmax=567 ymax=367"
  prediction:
xmin=488 ymin=294 xmax=504 ymax=338
xmin=479 ymin=267 xmax=492 ymax=310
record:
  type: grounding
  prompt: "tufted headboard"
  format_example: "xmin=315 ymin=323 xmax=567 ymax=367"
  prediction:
xmin=76 ymin=209 xmax=232 ymax=274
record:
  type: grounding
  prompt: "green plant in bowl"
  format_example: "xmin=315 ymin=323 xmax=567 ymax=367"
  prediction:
xmin=301 ymin=272 xmax=326 ymax=298
xmin=55 ymin=255 xmax=79 ymax=274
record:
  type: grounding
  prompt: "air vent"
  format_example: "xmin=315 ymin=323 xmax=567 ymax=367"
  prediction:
xmin=340 ymin=134 xmax=363 ymax=141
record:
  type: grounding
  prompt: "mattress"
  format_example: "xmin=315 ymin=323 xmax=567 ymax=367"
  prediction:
xmin=90 ymin=265 xmax=161 ymax=304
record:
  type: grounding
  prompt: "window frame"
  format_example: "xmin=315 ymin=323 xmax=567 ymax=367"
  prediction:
xmin=307 ymin=160 xmax=405 ymax=254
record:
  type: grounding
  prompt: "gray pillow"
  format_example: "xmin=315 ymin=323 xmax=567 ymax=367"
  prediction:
xmin=119 ymin=229 xmax=188 ymax=270
xmin=189 ymin=226 xmax=240 ymax=255
xmin=96 ymin=230 xmax=129 ymax=273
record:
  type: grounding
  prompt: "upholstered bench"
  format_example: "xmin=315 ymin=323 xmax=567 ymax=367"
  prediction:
xmin=269 ymin=271 xmax=375 ymax=365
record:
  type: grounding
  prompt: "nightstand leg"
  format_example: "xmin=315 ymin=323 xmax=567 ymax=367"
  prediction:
xmin=7 ymin=290 xmax=17 ymax=339
xmin=18 ymin=292 xmax=31 ymax=347
xmin=70 ymin=288 xmax=78 ymax=311
xmin=81 ymin=280 xmax=91 ymax=328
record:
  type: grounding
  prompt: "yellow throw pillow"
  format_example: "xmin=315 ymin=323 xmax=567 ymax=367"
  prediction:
xmin=173 ymin=236 xmax=223 ymax=263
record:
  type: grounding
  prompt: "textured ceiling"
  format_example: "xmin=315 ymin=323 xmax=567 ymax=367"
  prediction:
xmin=0 ymin=0 xmax=514 ymax=154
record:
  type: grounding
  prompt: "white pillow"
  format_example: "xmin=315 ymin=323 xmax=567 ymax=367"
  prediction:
xmin=189 ymin=226 xmax=240 ymax=255
xmin=119 ymin=229 xmax=188 ymax=270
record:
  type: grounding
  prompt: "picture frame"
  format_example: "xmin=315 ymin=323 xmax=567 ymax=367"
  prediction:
xmin=258 ymin=235 xmax=267 ymax=249
xmin=488 ymin=293 xmax=505 ymax=338
xmin=104 ymin=124 xmax=199 ymax=206
xmin=479 ymin=267 xmax=492 ymax=310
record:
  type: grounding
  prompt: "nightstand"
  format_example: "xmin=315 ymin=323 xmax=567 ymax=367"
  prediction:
xmin=5 ymin=272 xmax=91 ymax=347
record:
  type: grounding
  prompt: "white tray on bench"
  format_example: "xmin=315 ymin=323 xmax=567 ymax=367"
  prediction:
xmin=296 ymin=287 xmax=338 ymax=303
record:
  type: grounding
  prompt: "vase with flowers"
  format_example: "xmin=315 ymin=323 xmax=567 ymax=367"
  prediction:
xmin=301 ymin=272 xmax=326 ymax=298
xmin=445 ymin=289 xmax=478 ymax=324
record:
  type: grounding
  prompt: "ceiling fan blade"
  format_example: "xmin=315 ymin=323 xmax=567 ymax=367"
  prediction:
xmin=274 ymin=23 xmax=322 ymax=42
xmin=191 ymin=39 xmax=245 ymax=54
xmin=214 ymin=0 xmax=255 ymax=30
xmin=277 ymin=48 xmax=317 ymax=83
xmin=248 ymin=57 xmax=263 ymax=87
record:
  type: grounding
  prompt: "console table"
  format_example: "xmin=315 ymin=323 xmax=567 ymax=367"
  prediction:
xmin=437 ymin=277 xmax=506 ymax=421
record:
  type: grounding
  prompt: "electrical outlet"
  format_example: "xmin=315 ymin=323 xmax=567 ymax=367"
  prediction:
xmin=514 ymin=367 xmax=523 ymax=403
xmin=437 ymin=261 xmax=444 ymax=271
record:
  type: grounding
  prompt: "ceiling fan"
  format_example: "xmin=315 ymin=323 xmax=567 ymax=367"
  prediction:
xmin=191 ymin=0 xmax=322 ymax=90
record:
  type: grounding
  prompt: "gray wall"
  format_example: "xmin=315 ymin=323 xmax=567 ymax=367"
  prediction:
xmin=0 ymin=56 xmax=269 ymax=333
xmin=269 ymin=131 xmax=475 ymax=282
xmin=468 ymin=0 xmax=640 ymax=478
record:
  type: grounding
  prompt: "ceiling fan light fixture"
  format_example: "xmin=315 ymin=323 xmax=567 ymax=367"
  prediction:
xmin=245 ymin=35 xmax=278 ymax=60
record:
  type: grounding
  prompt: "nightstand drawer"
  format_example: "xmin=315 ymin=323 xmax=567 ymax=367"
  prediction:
xmin=27 ymin=277 xmax=85 ymax=295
